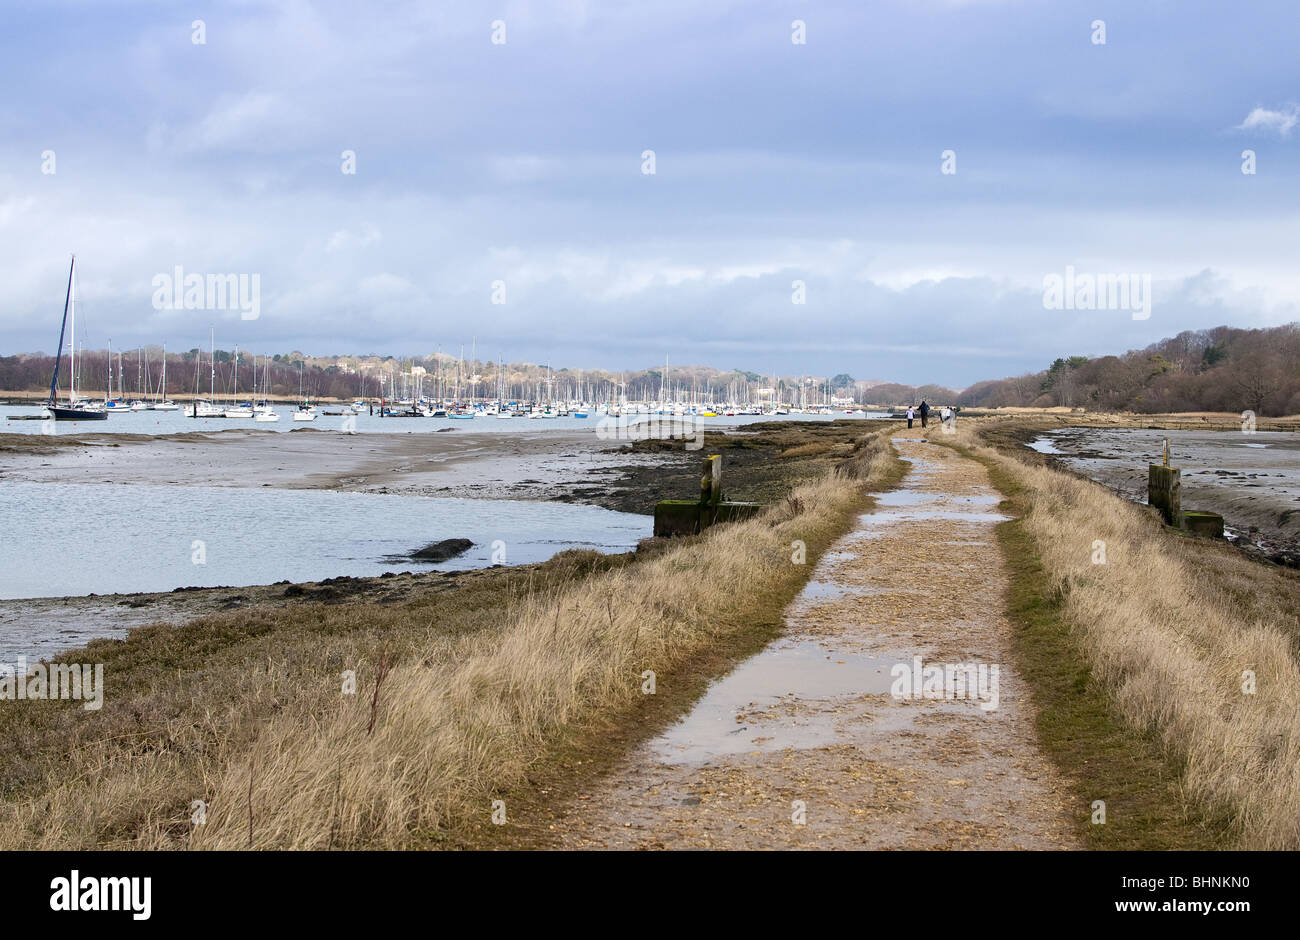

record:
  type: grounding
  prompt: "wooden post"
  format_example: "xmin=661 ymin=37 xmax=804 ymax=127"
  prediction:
xmin=654 ymin=452 xmax=758 ymax=537
xmin=701 ymin=455 xmax=722 ymax=505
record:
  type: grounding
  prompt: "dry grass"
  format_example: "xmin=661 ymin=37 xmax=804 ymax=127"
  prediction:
xmin=778 ymin=442 xmax=832 ymax=459
xmin=0 ymin=428 xmax=898 ymax=849
xmin=952 ymin=423 xmax=1300 ymax=848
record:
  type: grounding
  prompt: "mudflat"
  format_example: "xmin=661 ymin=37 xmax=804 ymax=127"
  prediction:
xmin=0 ymin=428 xmax=600 ymax=493
xmin=0 ymin=421 xmax=877 ymax=658
xmin=1029 ymin=426 xmax=1300 ymax=563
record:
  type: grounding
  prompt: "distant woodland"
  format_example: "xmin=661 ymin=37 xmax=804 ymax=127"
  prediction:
xmin=2 ymin=323 xmax=1297 ymax=414
xmin=958 ymin=324 xmax=1300 ymax=416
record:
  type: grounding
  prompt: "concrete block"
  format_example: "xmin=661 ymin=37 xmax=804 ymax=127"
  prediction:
xmin=1181 ymin=510 xmax=1224 ymax=539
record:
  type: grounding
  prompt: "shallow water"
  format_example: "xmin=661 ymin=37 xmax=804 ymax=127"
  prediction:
xmin=1027 ymin=436 xmax=1064 ymax=455
xmin=1 ymin=405 xmax=889 ymax=437
xmin=647 ymin=450 xmax=1007 ymax=766
xmin=0 ymin=481 xmax=650 ymax=599
xmin=651 ymin=638 xmax=901 ymax=763
xmin=1027 ymin=427 xmax=1300 ymax=547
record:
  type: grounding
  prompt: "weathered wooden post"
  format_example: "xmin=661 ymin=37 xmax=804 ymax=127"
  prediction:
xmin=701 ymin=454 xmax=722 ymax=506
xmin=653 ymin=453 xmax=758 ymax=537
xmin=1147 ymin=439 xmax=1224 ymax=537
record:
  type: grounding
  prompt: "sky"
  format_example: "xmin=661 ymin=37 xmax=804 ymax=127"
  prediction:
xmin=1 ymin=0 xmax=1298 ymax=387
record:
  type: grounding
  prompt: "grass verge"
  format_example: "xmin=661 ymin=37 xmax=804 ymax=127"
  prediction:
xmin=942 ymin=423 xmax=1300 ymax=849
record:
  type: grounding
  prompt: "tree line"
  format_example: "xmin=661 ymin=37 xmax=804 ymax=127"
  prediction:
xmin=958 ymin=324 xmax=1300 ymax=416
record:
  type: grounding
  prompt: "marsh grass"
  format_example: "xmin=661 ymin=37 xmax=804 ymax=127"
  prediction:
xmin=951 ymin=423 xmax=1300 ymax=848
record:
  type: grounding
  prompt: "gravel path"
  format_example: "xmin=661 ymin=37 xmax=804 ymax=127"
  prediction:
xmin=553 ymin=434 xmax=1080 ymax=849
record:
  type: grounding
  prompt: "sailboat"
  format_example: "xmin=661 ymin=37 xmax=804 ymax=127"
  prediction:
xmin=128 ymin=347 xmax=149 ymax=410
xmin=485 ymin=356 xmax=508 ymax=416
xmin=104 ymin=341 xmax=129 ymax=411
xmin=43 ymin=256 xmax=107 ymax=421
xmin=154 ymin=345 xmax=179 ymax=410
xmin=223 ymin=345 xmax=254 ymax=418
xmin=292 ymin=360 xmax=316 ymax=421
xmin=254 ymin=356 xmax=279 ymax=422
xmin=191 ymin=328 xmax=222 ymax=417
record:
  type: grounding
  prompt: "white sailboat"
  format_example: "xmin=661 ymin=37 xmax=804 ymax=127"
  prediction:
xmin=254 ymin=355 xmax=279 ymax=421
xmin=223 ymin=345 xmax=254 ymax=418
xmin=154 ymin=344 xmax=179 ymax=410
xmin=191 ymin=327 xmax=222 ymax=417
xmin=292 ymin=360 xmax=316 ymax=421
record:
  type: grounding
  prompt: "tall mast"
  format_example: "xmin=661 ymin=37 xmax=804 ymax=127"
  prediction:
xmin=48 ymin=255 xmax=75 ymax=404
xmin=69 ymin=257 xmax=77 ymax=401
xmin=209 ymin=326 xmax=215 ymax=400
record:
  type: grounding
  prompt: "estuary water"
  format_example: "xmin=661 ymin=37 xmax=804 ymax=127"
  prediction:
xmin=0 ymin=480 xmax=650 ymax=600
xmin=2 ymin=405 xmax=888 ymax=437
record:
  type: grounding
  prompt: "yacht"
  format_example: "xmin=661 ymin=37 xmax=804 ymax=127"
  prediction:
xmin=42 ymin=256 xmax=107 ymax=421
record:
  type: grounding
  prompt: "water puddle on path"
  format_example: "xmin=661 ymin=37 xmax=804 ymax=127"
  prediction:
xmin=647 ymin=450 xmax=1009 ymax=767
xmin=651 ymin=639 xmax=899 ymax=764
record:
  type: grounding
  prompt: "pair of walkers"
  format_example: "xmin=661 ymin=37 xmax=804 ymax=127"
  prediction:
xmin=906 ymin=401 xmax=931 ymax=429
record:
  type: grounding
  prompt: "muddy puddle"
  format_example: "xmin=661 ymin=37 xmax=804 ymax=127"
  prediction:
xmin=642 ymin=450 xmax=1009 ymax=766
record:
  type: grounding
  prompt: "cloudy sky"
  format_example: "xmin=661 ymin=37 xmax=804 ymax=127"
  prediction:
xmin=1 ymin=0 xmax=1298 ymax=386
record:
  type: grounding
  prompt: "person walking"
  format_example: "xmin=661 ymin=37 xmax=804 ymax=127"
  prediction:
xmin=906 ymin=405 xmax=914 ymax=429
xmin=919 ymin=400 xmax=930 ymax=428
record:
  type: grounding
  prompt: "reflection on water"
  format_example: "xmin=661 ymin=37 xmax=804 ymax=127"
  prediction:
xmin=651 ymin=638 xmax=900 ymax=764
xmin=1028 ymin=436 xmax=1064 ymax=455
xmin=645 ymin=450 xmax=1008 ymax=766
xmin=0 ymin=481 xmax=650 ymax=599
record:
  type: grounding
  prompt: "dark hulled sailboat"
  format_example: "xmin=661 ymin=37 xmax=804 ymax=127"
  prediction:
xmin=44 ymin=255 xmax=107 ymax=421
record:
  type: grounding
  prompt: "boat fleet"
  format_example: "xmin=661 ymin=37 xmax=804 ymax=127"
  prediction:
xmin=365 ymin=398 xmax=852 ymax=419
xmin=185 ymin=334 xmax=325 ymax=423
xmin=41 ymin=259 xmax=322 ymax=424
xmin=41 ymin=257 xmax=872 ymax=424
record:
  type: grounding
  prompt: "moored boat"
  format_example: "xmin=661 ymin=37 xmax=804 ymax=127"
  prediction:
xmin=43 ymin=256 xmax=108 ymax=421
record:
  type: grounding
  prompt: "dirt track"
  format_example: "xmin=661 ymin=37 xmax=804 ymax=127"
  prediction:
xmin=551 ymin=434 xmax=1080 ymax=849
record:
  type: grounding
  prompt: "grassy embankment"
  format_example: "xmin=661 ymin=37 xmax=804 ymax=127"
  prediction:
xmin=943 ymin=419 xmax=1300 ymax=849
xmin=0 ymin=424 xmax=902 ymax=849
